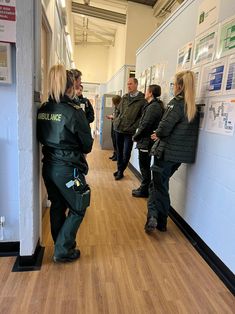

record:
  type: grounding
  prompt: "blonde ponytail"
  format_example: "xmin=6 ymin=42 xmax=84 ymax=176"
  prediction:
xmin=48 ymin=64 xmax=67 ymax=103
xmin=175 ymin=70 xmax=196 ymax=122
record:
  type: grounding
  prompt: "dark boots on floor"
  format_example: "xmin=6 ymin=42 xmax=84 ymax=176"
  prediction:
xmin=132 ymin=186 xmax=149 ymax=198
xmin=145 ymin=216 xmax=167 ymax=233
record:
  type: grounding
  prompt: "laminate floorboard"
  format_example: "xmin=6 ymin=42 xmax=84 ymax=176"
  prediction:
xmin=0 ymin=139 xmax=234 ymax=313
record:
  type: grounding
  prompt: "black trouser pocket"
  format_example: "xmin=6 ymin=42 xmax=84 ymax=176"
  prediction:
xmin=75 ymin=187 xmax=91 ymax=211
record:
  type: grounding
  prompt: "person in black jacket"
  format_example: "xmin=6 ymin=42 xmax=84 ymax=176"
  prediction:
xmin=145 ymin=70 xmax=199 ymax=233
xmin=73 ymin=84 xmax=95 ymax=124
xmin=132 ymin=85 xmax=164 ymax=197
xmin=37 ymin=65 xmax=93 ymax=263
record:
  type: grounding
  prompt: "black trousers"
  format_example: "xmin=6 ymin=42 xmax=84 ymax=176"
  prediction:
xmin=115 ymin=132 xmax=133 ymax=173
xmin=138 ymin=150 xmax=152 ymax=192
xmin=42 ymin=164 xmax=88 ymax=257
xmin=147 ymin=157 xmax=181 ymax=225
xmin=111 ymin=122 xmax=117 ymax=154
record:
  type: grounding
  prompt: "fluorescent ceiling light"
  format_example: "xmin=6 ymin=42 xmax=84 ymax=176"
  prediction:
xmin=60 ymin=0 xmax=66 ymax=8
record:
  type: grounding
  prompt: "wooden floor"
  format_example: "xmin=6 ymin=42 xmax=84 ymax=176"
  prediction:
xmin=0 ymin=139 xmax=234 ymax=314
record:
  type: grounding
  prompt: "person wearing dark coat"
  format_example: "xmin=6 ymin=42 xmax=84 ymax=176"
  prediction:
xmin=106 ymin=95 xmax=122 ymax=161
xmin=145 ymin=70 xmax=199 ymax=234
xmin=113 ymin=78 xmax=146 ymax=180
xmin=73 ymin=84 xmax=95 ymax=124
xmin=132 ymin=85 xmax=164 ymax=197
xmin=37 ymin=65 xmax=93 ymax=263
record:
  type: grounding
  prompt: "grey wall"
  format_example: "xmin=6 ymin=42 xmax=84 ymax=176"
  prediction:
xmin=133 ymin=0 xmax=235 ymax=272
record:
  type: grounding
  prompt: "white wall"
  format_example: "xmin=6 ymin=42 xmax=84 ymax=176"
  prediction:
xmin=106 ymin=64 xmax=135 ymax=95
xmin=107 ymin=24 xmax=127 ymax=81
xmin=74 ymin=45 xmax=109 ymax=83
xmin=0 ymin=0 xmax=75 ymax=255
xmin=0 ymin=47 xmax=19 ymax=241
xmin=133 ymin=0 xmax=235 ymax=272
xmin=125 ymin=2 xmax=158 ymax=65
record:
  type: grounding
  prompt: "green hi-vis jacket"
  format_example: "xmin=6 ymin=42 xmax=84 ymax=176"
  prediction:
xmin=37 ymin=95 xmax=93 ymax=175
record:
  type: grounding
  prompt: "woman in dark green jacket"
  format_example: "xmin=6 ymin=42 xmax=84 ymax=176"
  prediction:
xmin=132 ymin=85 xmax=164 ymax=197
xmin=145 ymin=70 xmax=199 ymax=233
xmin=37 ymin=65 xmax=93 ymax=263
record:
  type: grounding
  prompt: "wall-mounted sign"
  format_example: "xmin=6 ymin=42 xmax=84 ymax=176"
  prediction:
xmin=196 ymin=0 xmax=220 ymax=36
xmin=0 ymin=42 xmax=12 ymax=83
xmin=0 ymin=0 xmax=16 ymax=43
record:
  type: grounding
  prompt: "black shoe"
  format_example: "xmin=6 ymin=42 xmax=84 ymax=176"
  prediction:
xmin=115 ymin=171 xmax=124 ymax=180
xmin=132 ymin=188 xmax=148 ymax=198
xmin=156 ymin=224 xmax=167 ymax=232
xmin=53 ymin=249 xmax=81 ymax=263
xmin=145 ymin=216 xmax=157 ymax=233
xmin=113 ymin=171 xmax=118 ymax=177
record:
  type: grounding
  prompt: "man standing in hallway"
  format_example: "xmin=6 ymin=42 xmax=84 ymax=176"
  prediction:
xmin=113 ymin=78 xmax=146 ymax=180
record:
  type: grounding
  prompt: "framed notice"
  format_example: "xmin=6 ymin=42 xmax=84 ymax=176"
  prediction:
xmin=193 ymin=26 xmax=217 ymax=66
xmin=200 ymin=58 xmax=226 ymax=97
xmin=0 ymin=0 xmax=16 ymax=42
xmin=0 ymin=42 xmax=12 ymax=84
xmin=176 ymin=42 xmax=193 ymax=71
xmin=217 ymin=15 xmax=235 ymax=59
xmin=224 ymin=54 xmax=235 ymax=95
xmin=196 ymin=0 xmax=220 ymax=36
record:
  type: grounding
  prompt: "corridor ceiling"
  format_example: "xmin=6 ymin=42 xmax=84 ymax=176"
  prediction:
xmin=72 ymin=0 xmax=178 ymax=46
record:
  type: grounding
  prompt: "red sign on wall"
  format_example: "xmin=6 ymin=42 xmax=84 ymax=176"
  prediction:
xmin=0 ymin=0 xmax=16 ymax=43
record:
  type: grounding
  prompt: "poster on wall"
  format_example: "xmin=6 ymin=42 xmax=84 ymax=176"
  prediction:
xmin=200 ymin=58 xmax=226 ymax=97
xmin=145 ymin=67 xmax=151 ymax=89
xmin=224 ymin=54 xmax=235 ymax=94
xmin=0 ymin=42 xmax=11 ymax=84
xmin=139 ymin=70 xmax=146 ymax=93
xmin=217 ymin=15 xmax=235 ymax=58
xmin=176 ymin=42 xmax=193 ymax=71
xmin=196 ymin=99 xmax=207 ymax=129
xmin=151 ymin=63 xmax=166 ymax=85
xmin=196 ymin=0 xmax=220 ymax=36
xmin=192 ymin=67 xmax=201 ymax=98
xmin=0 ymin=0 xmax=16 ymax=42
xmin=205 ymin=98 xmax=235 ymax=135
xmin=193 ymin=26 xmax=217 ymax=66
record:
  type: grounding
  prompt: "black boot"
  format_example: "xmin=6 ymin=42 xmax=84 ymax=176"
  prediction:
xmin=53 ymin=249 xmax=81 ymax=263
xmin=156 ymin=215 xmax=167 ymax=232
xmin=115 ymin=171 xmax=124 ymax=180
xmin=144 ymin=216 xmax=157 ymax=233
xmin=132 ymin=186 xmax=148 ymax=198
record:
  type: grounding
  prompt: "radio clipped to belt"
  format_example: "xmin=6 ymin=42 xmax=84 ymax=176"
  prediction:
xmin=73 ymin=168 xmax=91 ymax=211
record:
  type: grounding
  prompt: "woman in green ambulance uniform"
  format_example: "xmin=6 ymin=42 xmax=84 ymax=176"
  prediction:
xmin=37 ymin=64 xmax=93 ymax=263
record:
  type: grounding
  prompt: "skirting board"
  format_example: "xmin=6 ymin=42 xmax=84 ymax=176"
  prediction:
xmin=129 ymin=163 xmax=235 ymax=296
xmin=0 ymin=241 xmax=20 ymax=257
xmin=12 ymin=244 xmax=45 ymax=272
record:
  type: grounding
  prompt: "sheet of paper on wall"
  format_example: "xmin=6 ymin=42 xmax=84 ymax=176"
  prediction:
xmin=224 ymin=54 xmax=235 ymax=95
xmin=196 ymin=0 xmax=220 ymax=36
xmin=205 ymin=98 xmax=235 ymax=136
xmin=176 ymin=42 xmax=193 ymax=71
xmin=0 ymin=43 xmax=12 ymax=84
xmin=196 ymin=98 xmax=207 ymax=129
xmin=193 ymin=26 xmax=217 ymax=66
xmin=139 ymin=70 xmax=146 ymax=93
xmin=151 ymin=63 xmax=166 ymax=85
xmin=105 ymin=96 xmax=113 ymax=108
xmin=192 ymin=67 xmax=201 ymax=98
xmin=145 ymin=67 xmax=151 ymax=89
xmin=217 ymin=15 xmax=235 ymax=59
xmin=199 ymin=58 xmax=226 ymax=97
